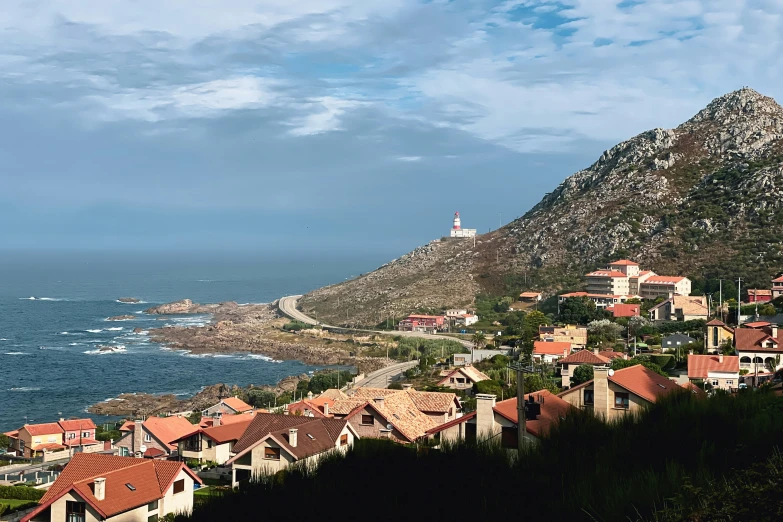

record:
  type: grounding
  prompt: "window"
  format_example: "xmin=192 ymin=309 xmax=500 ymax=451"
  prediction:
xmin=66 ymin=500 xmax=86 ymax=522
xmin=120 ymin=447 xmax=129 ymax=457
xmin=206 ymin=439 xmax=212 ymax=449
xmin=48 ymin=436 xmax=58 ymax=443
xmin=711 ymin=379 xmax=719 ymax=387
xmin=148 ymin=500 xmax=158 ymax=511
xmin=361 ymin=414 xmax=374 ymax=425
xmin=584 ymin=389 xmax=594 ymax=405
xmin=173 ymin=479 xmax=185 ymax=494
xmin=148 ymin=516 xmax=159 ymax=522
xmin=144 ymin=433 xmax=152 ymax=443
xmin=726 ymin=380 xmax=733 ymax=385
xmin=615 ymin=392 xmax=630 ymax=409
xmin=68 ymin=433 xmax=76 ymax=440
xmin=264 ymin=447 xmax=281 ymax=460
xmin=83 ymin=432 xmax=91 ymax=438
xmin=340 ymin=434 xmax=348 ymax=446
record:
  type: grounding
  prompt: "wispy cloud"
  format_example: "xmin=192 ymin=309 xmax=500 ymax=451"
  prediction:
xmin=395 ymin=156 xmax=422 ymax=162
xmin=287 ymin=96 xmax=364 ymax=136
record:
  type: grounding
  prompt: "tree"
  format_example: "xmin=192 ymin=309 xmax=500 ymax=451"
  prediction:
xmin=588 ymin=319 xmax=624 ymax=345
xmin=571 ymin=365 xmax=594 ymax=385
xmin=558 ymin=297 xmax=597 ymax=324
xmin=247 ymin=390 xmax=277 ymax=408
xmin=187 ymin=411 xmax=202 ymax=425
xmin=524 ymin=374 xmax=560 ymax=394
xmin=472 ymin=332 xmax=487 ymax=350
xmin=0 ymin=433 xmax=9 ymax=448
xmin=523 ymin=310 xmax=549 ymax=342
xmin=766 ymin=355 xmax=781 ymax=374
xmin=759 ymin=304 xmax=777 ymax=316
xmin=473 ymin=379 xmax=504 ymax=396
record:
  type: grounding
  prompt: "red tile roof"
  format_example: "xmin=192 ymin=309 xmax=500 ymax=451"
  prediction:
xmin=287 ymin=399 xmax=331 ymax=418
xmin=123 ymin=417 xmax=197 ymax=450
xmin=609 ymin=259 xmax=639 ymax=266
xmin=598 ymin=350 xmax=627 ymax=360
xmin=533 ymin=341 xmax=571 ymax=356
xmin=687 ymin=355 xmax=740 ymax=379
xmin=22 ymin=423 xmax=64 ymax=436
xmin=143 ymin=447 xmax=166 ymax=458
xmin=734 ymin=328 xmax=783 ymax=352
xmin=586 ymin=270 xmax=628 ymax=278
xmin=519 ymin=291 xmax=542 ymax=298
xmin=643 ymin=276 xmax=687 ymax=285
xmin=492 ymin=391 xmax=572 ymax=438
xmin=610 ymin=304 xmax=640 ymax=317
xmin=558 ymin=350 xmax=610 ymax=365
xmin=58 ymin=419 xmax=97 ymax=431
xmin=25 ymin=454 xmax=201 ymax=522
xmin=63 ymin=438 xmax=100 ymax=447
xmin=706 ymin=319 xmax=732 ymax=328
xmin=743 ymin=321 xmax=771 ymax=329
xmin=773 ymin=275 xmax=783 ymax=283
xmin=608 ymin=365 xmax=679 ymax=403
xmin=681 ymin=382 xmax=708 ymax=398
xmin=30 ymin=443 xmax=66 ymax=451
xmin=220 ymin=397 xmax=253 ymax=413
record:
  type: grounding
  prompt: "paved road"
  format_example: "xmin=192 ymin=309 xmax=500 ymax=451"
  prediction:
xmin=277 ymin=295 xmax=473 ymax=350
xmin=354 ymin=361 xmax=418 ymax=389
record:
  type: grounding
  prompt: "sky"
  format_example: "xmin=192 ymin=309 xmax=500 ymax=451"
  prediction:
xmin=1 ymin=0 xmax=782 ymax=254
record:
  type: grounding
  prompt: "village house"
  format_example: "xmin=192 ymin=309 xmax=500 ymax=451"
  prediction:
xmin=226 ymin=414 xmax=358 ymax=487
xmin=772 ymin=276 xmax=783 ymax=300
xmin=558 ymin=349 xmax=611 ymax=388
xmin=348 ymin=386 xmax=460 ymax=424
xmin=518 ymin=292 xmax=542 ymax=304
xmin=21 ymin=453 xmax=201 ymax=522
xmin=649 ymin=296 xmax=709 ymax=322
xmin=453 ymin=349 xmax=507 ymax=366
xmin=471 ymin=391 xmax=572 ymax=446
xmin=608 ymin=303 xmax=640 ymax=318
xmin=558 ymin=292 xmax=637 ymax=309
xmin=532 ymin=341 xmax=571 ymax=363
xmin=687 ymin=354 xmax=740 ymax=392
xmin=747 ymin=289 xmax=773 ymax=303
xmin=437 ymin=365 xmax=491 ymax=391
xmin=199 ymin=411 xmax=262 ymax=428
xmin=452 ymin=313 xmax=479 ymax=327
xmin=539 ymin=325 xmax=588 ymax=349
xmin=172 ymin=417 xmax=254 ymax=465
xmin=584 ymin=260 xmax=691 ymax=300
xmin=201 ymin=397 xmax=254 ymax=417
xmin=662 ymin=333 xmax=696 ymax=350
xmin=397 ymin=315 xmax=445 ymax=333
xmin=734 ymin=324 xmax=783 ymax=373
xmin=705 ymin=319 xmax=735 ymax=353
xmin=445 ymin=309 xmax=468 ymax=318
xmin=5 ymin=418 xmax=103 ymax=459
xmin=285 ymin=390 xmax=346 ymax=418
xmin=558 ymin=365 xmax=679 ymax=420
xmin=115 ymin=416 xmax=195 ymax=459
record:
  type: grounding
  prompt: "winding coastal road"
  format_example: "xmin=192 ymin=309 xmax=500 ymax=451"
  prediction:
xmin=276 ymin=295 xmax=472 ymax=388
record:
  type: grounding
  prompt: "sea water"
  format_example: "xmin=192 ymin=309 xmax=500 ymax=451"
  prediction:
xmin=0 ymin=250 xmax=390 ymax=430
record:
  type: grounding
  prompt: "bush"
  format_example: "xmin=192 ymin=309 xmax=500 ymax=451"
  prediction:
xmin=0 ymin=485 xmax=45 ymax=501
xmin=473 ymin=379 xmax=503 ymax=396
xmin=650 ymin=354 xmax=675 ymax=370
xmin=247 ymin=390 xmax=277 ymax=408
xmin=571 ymin=365 xmax=594 ymax=385
xmin=282 ymin=320 xmax=309 ymax=332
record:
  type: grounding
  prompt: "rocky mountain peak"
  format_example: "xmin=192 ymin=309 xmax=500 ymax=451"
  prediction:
xmin=685 ymin=87 xmax=783 ymax=128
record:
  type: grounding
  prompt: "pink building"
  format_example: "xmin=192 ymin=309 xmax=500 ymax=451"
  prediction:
xmin=398 ymin=315 xmax=446 ymax=333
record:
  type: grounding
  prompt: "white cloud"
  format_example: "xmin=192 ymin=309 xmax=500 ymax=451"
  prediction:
xmin=287 ymin=96 xmax=363 ymax=136
xmin=87 ymin=76 xmax=281 ymax=121
xmin=396 ymin=156 xmax=422 ymax=161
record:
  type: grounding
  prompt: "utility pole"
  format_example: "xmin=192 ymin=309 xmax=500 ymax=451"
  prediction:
xmin=499 ymin=212 xmax=502 ymax=230
xmin=737 ymin=278 xmax=743 ymax=325
xmin=508 ymin=359 xmax=535 ymax=454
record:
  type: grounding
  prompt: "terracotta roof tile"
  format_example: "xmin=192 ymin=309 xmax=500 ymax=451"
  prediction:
xmin=610 ymin=304 xmax=640 ymax=317
xmin=533 ymin=341 xmax=571 ymax=356
xmin=609 ymin=259 xmax=639 ymax=266
xmin=734 ymin=328 xmax=783 ymax=352
xmin=436 ymin=366 xmax=491 ymax=386
xmin=142 ymin=416 xmax=197 ymax=450
xmin=687 ymin=355 xmax=740 ymax=379
xmin=58 ymin=419 xmax=97 ymax=431
xmin=492 ymin=391 xmax=572 ymax=438
xmin=643 ymin=276 xmax=687 ymax=285
xmin=424 ymin=412 xmax=476 ymax=436
xmin=31 ymin=443 xmax=66 ymax=451
xmin=329 ymin=398 xmax=369 ymax=415
xmin=608 ymin=365 xmax=679 ymax=403
xmin=232 ymin=414 xmax=327 ymax=454
xmin=773 ymin=275 xmax=783 ymax=283
xmin=681 ymin=382 xmax=708 ymax=398
xmin=586 ymin=270 xmax=628 ymax=278
xmin=519 ymin=291 xmax=542 ymax=298
xmin=286 ymin=399 xmax=330 ymax=418
xmin=220 ymin=397 xmax=253 ymax=413
xmin=558 ymin=350 xmax=610 ymax=365
xmin=22 ymin=423 xmax=64 ymax=436
xmin=173 ymin=420 xmax=253 ymax=446
xmin=598 ymin=350 xmax=627 ymax=360
xmin=318 ymin=389 xmax=349 ymax=401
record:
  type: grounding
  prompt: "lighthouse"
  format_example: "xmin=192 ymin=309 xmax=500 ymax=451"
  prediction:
xmin=450 ymin=211 xmax=476 ymax=238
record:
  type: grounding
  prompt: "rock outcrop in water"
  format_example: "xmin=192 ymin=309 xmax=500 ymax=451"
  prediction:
xmin=117 ymin=297 xmax=141 ymax=303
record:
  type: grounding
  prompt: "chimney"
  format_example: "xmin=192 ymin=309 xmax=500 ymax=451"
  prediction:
xmin=719 ymin=353 xmax=724 ymax=363
xmin=93 ymin=478 xmax=106 ymax=501
xmin=307 ymin=391 xmax=313 ymax=400
xmin=563 ymin=348 xmax=568 ymax=357
xmin=59 ymin=417 xmax=64 ymax=422
xmin=593 ymin=367 xmax=611 ymax=419
xmin=132 ymin=420 xmax=144 ymax=456
xmin=289 ymin=428 xmax=298 ymax=448
xmin=323 ymin=403 xmax=329 ymax=416
xmin=213 ymin=415 xmax=221 ymax=427
xmin=593 ymin=348 xmax=599 ymax=356
xmin=475 ymin=394 xmax=498 ymax=439
xmin=772 ymin=325 xmax=779 ymax=339
xmin=374 ymin=397 xmax=385 ymax=407
xmin=402 ymin=384 xmax=413 ymax=391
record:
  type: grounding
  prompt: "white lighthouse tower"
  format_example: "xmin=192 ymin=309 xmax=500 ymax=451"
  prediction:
xmin=450 ymin=211 xmax=476 ymax=238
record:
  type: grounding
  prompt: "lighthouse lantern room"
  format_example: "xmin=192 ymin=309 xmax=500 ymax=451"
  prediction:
xmin=450 ymin=212 xmax=477 ymax=238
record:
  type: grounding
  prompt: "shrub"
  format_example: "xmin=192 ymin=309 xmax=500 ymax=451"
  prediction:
xmin=650 ymin=354 xmax=675 ymax=370
xmin=473 ymin=379 xmax=503 ymax=396
xmin=282 ymin=320 xmax=309 ymax=332
xmin=571 ymin=365 xmax=594 ymax=385
xmin=0 ymin=485 xmax=45 ymax=501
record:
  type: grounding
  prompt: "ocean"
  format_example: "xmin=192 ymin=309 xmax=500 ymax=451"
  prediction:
xmin=0 ymin=250 xmax=392 ymax=431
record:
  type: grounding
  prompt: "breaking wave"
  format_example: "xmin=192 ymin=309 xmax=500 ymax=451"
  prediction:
xmin=85 ymin=329 xmax=103 ymax=333
xmin=20 ymin=297 xmax=64 ymax=301
xmin=106 ymin=327 xmax=123 ymax=331
xmin=4 ymin=352 xmax=28 ymax=356
xmin=9 ymin=387 xmax=41 ymax=392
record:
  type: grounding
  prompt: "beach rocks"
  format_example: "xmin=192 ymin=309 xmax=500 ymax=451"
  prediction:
xmin=107 ymin=315 xmax=136 ymax=321
xmin=144 ymin=299 xmax=198 ymax=314
xmin=117 ymin=297 xmax=141 ymax=303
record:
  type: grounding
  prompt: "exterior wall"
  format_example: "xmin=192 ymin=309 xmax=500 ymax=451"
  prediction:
xmin=115 ymin=428 xmax=169 ymax=458
xmin=202 ymin=403 xmax=237 ymax=416
xmin=587 ymin=276 xmax=629 ymax=296
xmin=63 ymin=429 xmax=96 ymax=443
xmin=532 ymin=353 xmax=563 ymax=364
xmin=160 ymin=468 xmax=196 ymax=518
xmin=539 ymin=327 xmax=587 ymax=348
xmin=18 ymin=429 xmax=63 ymax=458
xmin=346 ymin=407 xmax=404 ymax=441
xmin=705 ymin=326 xmax=734 ymax=353
xmin=560 ymin=382 xmax=650 ymax=421
xmin=49 ymin=491 xmax=103 ymax=522
xmin=738 ymin=352 xmax=783 ymax=372
xmin=704 ymin=371 xmax=739 ymax=391
xmin=772 ymin=282 xmax=783 ymax=299
xmin=42 ymin=449 xmax=70 ymax=462
xmin=440 ymin=372 xmax=475 ymax=391
xmin=474 ymin=395 xmax=499 ymax=440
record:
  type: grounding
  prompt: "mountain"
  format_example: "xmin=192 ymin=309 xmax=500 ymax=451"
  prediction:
xmin=301 ymin=88 xmax=783 ymax=326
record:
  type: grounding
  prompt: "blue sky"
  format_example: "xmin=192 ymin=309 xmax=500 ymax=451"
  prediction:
xmin=1 ymin=0 xmax=782 ymax=253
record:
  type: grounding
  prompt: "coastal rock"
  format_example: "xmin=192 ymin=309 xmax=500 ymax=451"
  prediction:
xmin=133 ymin=327 xmax=145 ymax=334
xmin=117 ymin=297 xmax=141 ymax=303
xmin=107 ymin=315 xmax=136 ymax=321
xmin=144 ymin=299 xmax=197 ymax=314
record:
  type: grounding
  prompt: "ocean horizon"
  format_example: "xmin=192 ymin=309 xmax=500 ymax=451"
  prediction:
xmin=0 ymin=249 xmax=395 ymax=431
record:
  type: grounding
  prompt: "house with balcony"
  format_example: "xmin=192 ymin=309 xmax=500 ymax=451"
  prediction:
xmin=734 ymin=324 xmax=783 ymax=373
xmin=6 ymin=418 xmax=103 ymax=459
xmin=558 ymin=365 xmax=679 ymax=420
xmin=172 ymin=417 xmax=253 ymax=465
xmin=532 ymin=341 xmax=571 ymax=363
xmin=397 ymin=315 xmax=445 ymax=333
xmin=115 ymin=416 xmax=195 ymax=459
xmin=649 ymin=296 xmax=708 ymax=322
xmin=226 ymin=414 xmax=357 ymax=487
xmin=687 ymin=354 xmax=739 ymax=392
xmin=21 ymin=453 xmax=201 ymax=522
xmin=539 ymin=325 xmax=587 ymax=349
xmin=639 ymin=276 xmax=692 ymax=299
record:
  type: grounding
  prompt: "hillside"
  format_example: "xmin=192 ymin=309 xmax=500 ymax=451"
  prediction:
xmin=301 ymin=88 xmax=783 ymax=326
